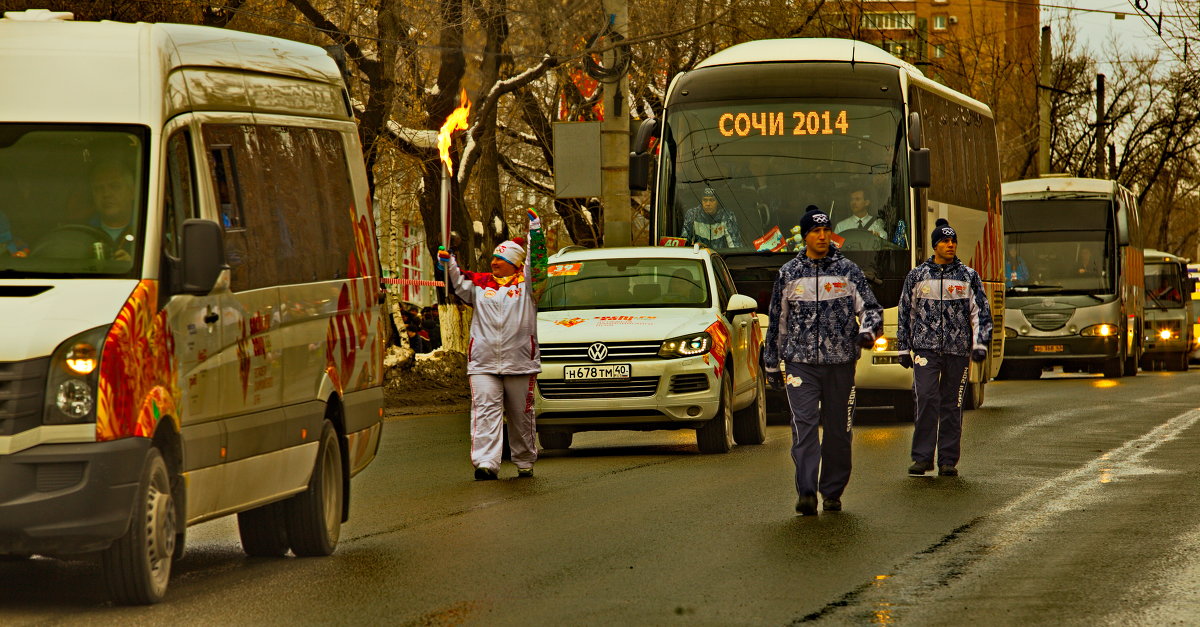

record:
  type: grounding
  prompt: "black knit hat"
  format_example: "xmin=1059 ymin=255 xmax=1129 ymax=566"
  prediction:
xmin=799 ymin=206 xmax=831 ymax=238
xmin=931 ymin=218 xmax=957 ymax=247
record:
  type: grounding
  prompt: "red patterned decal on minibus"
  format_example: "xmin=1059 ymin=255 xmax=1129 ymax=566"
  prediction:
xmin=97 ymin=280 xmax=179 ymax=441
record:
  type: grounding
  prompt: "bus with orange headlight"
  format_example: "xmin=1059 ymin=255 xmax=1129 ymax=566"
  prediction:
xmin=629 ymin=38 xmax=1006 ymax=418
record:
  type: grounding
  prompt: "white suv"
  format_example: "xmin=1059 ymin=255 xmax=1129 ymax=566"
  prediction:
xmin=535 ymin=245 xmax=766 ymax=453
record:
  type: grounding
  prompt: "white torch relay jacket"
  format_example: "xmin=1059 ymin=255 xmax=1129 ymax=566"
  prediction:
xmin=445 ymin=229 xmax=547 ymax=375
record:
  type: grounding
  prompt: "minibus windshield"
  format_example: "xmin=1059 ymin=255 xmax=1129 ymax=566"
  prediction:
xmin=0 ymin=124 xmax=147 ymax=277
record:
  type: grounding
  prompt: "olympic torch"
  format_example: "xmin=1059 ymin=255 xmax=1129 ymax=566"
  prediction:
xmin=436 ymin=89 xmax=471 ymax=301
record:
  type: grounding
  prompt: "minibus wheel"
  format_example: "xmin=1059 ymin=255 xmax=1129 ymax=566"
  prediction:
xmin=237 ymin=502 xmax=290 ymax=557
xmin=102 ymin=448 xmax=174 ymax=605
xmin=286 ymin=420 xmax=342 ymax=557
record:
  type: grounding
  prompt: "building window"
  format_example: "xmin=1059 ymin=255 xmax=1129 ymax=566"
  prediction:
xmin=863 ymin=12 xmax=917 ymax=30
xmin=933 ymin=14 xmax=948 ymax=30
xmin=881 ymin=40 xmax=913 ymax=58
xmin=934 ymin=44 xmax=946 ymax=58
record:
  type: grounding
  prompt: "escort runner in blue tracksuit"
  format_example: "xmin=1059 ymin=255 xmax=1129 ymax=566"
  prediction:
xmin=896 ymin=218 xmax=992 ymax=477
xmin=765 ymin=208 xmax=883 ymax=515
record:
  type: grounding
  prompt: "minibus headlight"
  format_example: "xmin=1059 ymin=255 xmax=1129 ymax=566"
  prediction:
xmin=659 ymin=332 xmax=711 ymax=358
xmin=44 ymin=325 xmax=109 ymax=425
xmin=872 ymin=335 xmax=895 ymax=352
xmin=1080 ymin=323 xmax=1116 ymax=337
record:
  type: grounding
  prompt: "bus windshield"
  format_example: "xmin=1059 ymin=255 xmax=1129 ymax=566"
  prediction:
xmin=0 ymin=124 xmax=147 ymax=277
xmin=1004 ymin=200 xmax=1115 ymax=296
xmin=656 ymin=100 xmax=910 ymax=307
xmin=1146 ymin=263 xmax=1185 ymax=307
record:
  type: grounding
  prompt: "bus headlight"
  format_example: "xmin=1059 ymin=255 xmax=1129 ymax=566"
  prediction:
xmin=44 ymin=325 xmax=109 ymax=425
xmin=659 ymin=332 xmax=711 ymax=358
xmin=1159 ymin=329 xmax=1175 ymax=341
xmin=1080 ymin=323 xmax=1116 ymax=337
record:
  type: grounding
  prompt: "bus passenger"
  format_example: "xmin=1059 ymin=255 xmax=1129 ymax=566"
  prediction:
xmin=1004 ymin=244 xmax=1029 ymax=287
xmin=764 ymin=208 xmax=883 ymax=516
xmin=681 ymin=187 xmax=744 ymax=249
xmin=896 ymin=219 xmax=991 ymax=478
xmin=739 ymin=155 xmax=781 ymax=233
xmin=0 ymin=210 xmax=28 ymax=257
xmin=833 ymin=189 xmax=888 ymax=239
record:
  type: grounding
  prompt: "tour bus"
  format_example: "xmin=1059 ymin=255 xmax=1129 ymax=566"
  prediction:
xmin=1140 ymin=249 xmax=1194 ymax=371
xmin=999 ymin=177 xmax=1144 ymax=379
xmin=0 ymin=13 xmax=385 ymax=604
xmin=629 ymin=39 xmax=1005 ymax=416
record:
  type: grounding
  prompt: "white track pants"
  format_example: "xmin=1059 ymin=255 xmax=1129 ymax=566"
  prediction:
xmin=469 ymin=373 xmax=538 ymax=471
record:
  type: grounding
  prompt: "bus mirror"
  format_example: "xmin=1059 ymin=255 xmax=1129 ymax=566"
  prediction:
xmin=629 ymin=151 xmax=652 ymax=191
xmin=909 ymin=148 xmax=931 ymax=188
xmin=1116 ymin=206 xmax=1130 ymax=246
xmin=181 ymin=219 xmax=226 ymax=295
xmin=907 ymin=112 xmax=924 ymax=150
xmin=633 ymin=118 xmax=660 ymax=153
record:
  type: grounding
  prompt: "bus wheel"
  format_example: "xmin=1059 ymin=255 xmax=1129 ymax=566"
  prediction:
xmin=1172 ymin=351 xmax=1190 ymax=371
xmin=102 ymin=448 xmax=175 ymax=605
xmin=285 ymin=420 xmax=343 ymax=557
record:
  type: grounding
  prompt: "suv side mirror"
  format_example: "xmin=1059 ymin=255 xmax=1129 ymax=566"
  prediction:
xmin=726 ymin=293 xmax=758 ymax=316
xmin=180 ymin=219 xmax=226 ymax=295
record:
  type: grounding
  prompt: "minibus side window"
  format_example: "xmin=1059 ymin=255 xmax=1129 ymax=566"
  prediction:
xmin=163 ymin=130 xmax=196 ymax=259
xmin=209 ymin=145 xmax=244 ymax=231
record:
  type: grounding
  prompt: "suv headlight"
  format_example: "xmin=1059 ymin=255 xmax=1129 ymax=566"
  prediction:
xmin=44 ymin=325 xmax=110 ymax=424
xmin=659 ymin=332 xmax=711 ymax=358
xmin=1080 ymin=323 xmax=1116 ymax=337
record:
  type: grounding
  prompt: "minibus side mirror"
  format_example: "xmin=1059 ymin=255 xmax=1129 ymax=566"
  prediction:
xmin=181 ymin=219 xmax=226 ymax=295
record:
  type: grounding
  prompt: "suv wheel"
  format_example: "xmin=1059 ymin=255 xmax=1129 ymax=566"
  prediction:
xmin=733 ymin=371 xmax=767 ymax=445
xmin=697 ymin=370 xmax=734 ymax=453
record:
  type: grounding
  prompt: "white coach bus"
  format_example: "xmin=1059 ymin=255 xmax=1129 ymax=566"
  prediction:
xmin=631 ymin=38 xmax=1006 ymax=417
xmin=0 ymin=12 xmax=385 ymax=603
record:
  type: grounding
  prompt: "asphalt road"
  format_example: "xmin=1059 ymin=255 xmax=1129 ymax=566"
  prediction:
xmin=4 ymin=367 xmax=1200 ymax=625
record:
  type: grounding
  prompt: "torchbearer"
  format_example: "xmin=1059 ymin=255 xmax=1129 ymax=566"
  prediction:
xmin=896 ymin=218 xmax=992 ymax=477
xmin=439 ymin=209 xmax=547 ymax=480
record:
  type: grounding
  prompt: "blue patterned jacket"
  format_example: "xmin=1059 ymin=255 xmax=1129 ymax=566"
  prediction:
xmin=897 ymin=256 xmax=992 ymax=357
xmin=764 ymin=246 xmax=883 ymax=369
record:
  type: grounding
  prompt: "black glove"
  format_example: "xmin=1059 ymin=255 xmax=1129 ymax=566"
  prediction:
xmin=765 ymin=370 xmax=784 ymax=391
xmin=857 ymin=332 xmax=875 ymax=349
xmin=898 ymin=353 xmax=912 ymax=369
xmin=971 ymin=348 xmax=987 ymax=363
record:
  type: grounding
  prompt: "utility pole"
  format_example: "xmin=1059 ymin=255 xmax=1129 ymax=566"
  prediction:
xmin=1095 ymin=73 xmax=1107 ymax=179
xmin=1038 ymin=25 xmax=1052 ymax=176
xmin=600 ymin=0 xmax=631 ymax=247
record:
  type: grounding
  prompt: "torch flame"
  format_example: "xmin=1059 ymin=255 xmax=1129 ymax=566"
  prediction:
xmin=437 ymin=89 xmax=471 ymax=171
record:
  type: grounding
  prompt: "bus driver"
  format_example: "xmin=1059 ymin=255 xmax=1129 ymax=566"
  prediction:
xmin=681 ymin=187 xmax=744 ymax=249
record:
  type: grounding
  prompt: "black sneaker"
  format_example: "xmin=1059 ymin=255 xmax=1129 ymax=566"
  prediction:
xmin=908 ymin=461 xmax=934 ymax=476
xmin=517 ymin=467 xmax=534 ymax=479
xmin=474 ymin=467 xmax=498 ymax=481
xmin=822 ymin=497 xmax=842 ymax=512
xmin=795 ymin=495 xmax=818 ymax=516
xmin=938 ymin=465 xmax=958 ymax=477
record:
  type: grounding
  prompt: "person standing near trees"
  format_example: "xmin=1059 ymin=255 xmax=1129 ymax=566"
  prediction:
xmin=439 ymin=209 xmax=547 ymax=480
xmin=896 ymin=218 xmax=992 ymax=478
xmin=764 ymin=208 xmax=883 ymax=516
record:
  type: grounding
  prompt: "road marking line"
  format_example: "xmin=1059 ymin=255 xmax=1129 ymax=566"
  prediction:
xmin=796 ymin=407 xmax=1200 ymax=624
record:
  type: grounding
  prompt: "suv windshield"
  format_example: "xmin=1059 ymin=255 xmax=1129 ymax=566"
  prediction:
xmin=0 ymin=124 xmax=147 ymax=277
xmin=539 ymin=258 xmax=709 ymax=311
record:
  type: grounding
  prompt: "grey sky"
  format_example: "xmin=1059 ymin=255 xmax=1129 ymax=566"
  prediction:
xmin=1044 ymin=1 xmax=1183 ymax=64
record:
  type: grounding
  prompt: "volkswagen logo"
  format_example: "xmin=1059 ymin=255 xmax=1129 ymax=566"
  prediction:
xmin=587 ymin=342 xmax=609 ymax=362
